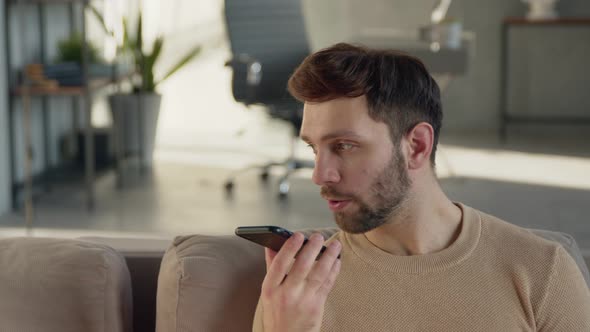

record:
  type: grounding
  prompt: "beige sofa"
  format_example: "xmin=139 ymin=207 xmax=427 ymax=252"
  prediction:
xmin=1 ymin=228 xmax=588 ymax=332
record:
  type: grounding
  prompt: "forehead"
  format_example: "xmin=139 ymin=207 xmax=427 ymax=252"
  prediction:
xmin=300 ymin=96 xmax=390 ymax=142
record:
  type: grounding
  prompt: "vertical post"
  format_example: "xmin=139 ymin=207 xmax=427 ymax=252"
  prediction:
xmin=8 ymin=98 xmax=16 ymax=210
xmin=81 ymin=0 xmax=95 ymax=210
xmin=113 ymin=95 xmax=124 ymax=189
xmin=68 ymin=1 xmax=74 ymax=31
xmin=137 ymin=93 xmax=144 ymax=174
xmin=67 ymin=2 xmax=78 ymax=162
xmin=18 ymin=2 xmax=34 ymax=233
xmin=5 ymin=1 xmax=16 ymax=210
xmin=38 ymin=3 xmax=51 ymax=185
xmin=499 ymin=21 xmax=509 ymax=144
xmin=71 ymin=97 xmax=79 ymax=159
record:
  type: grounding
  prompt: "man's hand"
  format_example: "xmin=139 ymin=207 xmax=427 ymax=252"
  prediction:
xmin=260 ymin=232 xmax=342 ymax=332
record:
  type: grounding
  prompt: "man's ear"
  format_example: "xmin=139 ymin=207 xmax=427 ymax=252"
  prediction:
xmin=404 ymin=122 xmax=434 ymax=170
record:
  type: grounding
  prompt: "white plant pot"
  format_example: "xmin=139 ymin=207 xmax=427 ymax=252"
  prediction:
xmin=522 ymin=0 xmax=559 ymax=20
xmin=419 ymin=21 xmax=463 ymax=50
xmin=109 ymin=93 xmax=161 ymax=168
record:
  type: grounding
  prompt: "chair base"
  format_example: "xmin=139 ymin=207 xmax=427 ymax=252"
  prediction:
xmin=224 ymin=157 xmax=314 ymax=199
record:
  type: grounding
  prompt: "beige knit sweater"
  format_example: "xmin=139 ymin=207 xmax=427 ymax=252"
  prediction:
xmin=253 ymin=204 xmax=590 ymax=331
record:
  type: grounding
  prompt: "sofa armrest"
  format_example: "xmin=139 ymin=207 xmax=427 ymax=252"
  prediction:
xmin=529 ymin=229 xmax=590 ymax=288
xmin=0 ymin=237 xmax=133 ymax=332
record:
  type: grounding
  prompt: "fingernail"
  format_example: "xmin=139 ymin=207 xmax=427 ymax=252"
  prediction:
xmin=293 ymin=233 xmax=304 ymax=242
xmin=311 ymin=233 xmax=323 ymax=241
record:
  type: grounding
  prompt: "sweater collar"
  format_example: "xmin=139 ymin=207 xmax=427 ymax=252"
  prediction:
xmin=343 ymin=203 xmax=481 ymax=274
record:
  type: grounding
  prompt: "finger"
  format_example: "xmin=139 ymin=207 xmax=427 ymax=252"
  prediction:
xmin=318 ymin=255 xmax=341 ymax=297
xmin=264 ymin=247 xmax=278 ymax=271
xmin=284 ymin=233 xmax=325 ymax=285
xmin=265 ymin=232 xmax=305 ymax=287
xmin=305 ymin=240 xmax=342 ymax=291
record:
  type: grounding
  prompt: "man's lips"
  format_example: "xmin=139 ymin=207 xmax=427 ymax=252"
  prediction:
xmin=325 ymin=198 xmax=352 ymax=211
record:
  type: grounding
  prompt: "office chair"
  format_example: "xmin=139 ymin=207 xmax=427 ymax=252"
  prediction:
xmin=222 ymin=0 xmax=314 ymax=198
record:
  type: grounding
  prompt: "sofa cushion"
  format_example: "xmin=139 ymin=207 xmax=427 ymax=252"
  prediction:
xmin=0 ymin=237 xmax=133 ymax=332
xmin=156 ymin=229 xmax=337 ymax=332
xmin=155 ymin=228 xmax=589 ymax=332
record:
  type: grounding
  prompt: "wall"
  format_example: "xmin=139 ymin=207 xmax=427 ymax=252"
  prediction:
xmin=444 ymin=0 xmax=590 ymax=132
xmin=507 ymin=25 xmax=590 ymax=119
xmin=303 ymin=0 xmax=590 ymax=132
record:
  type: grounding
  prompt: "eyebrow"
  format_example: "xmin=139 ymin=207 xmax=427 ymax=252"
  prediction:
xmin=300 ymin=130 xmax=363 ymax=144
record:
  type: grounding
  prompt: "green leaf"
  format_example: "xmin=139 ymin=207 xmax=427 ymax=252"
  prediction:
xmin=134 ymin=8 xmax=145 ymax=90
xmin=148 ymin=37 xmax=164 ymax=65
xmin=95 ymin=5 xmax=202 ymax=92
xmin=88 ymin=5 xmax=113 ymax=37
xmin=122 ymin=17 xmax=133 ymax=51
xmin=141 ymin=37 xmax=164 ymax=92
xmin=154 ymin=45 xmax=201 ymax=88
xmin=136 ymin=9 xmax=143 ymax=55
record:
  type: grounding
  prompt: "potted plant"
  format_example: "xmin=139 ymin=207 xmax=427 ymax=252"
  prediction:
xmin=41 ymin=33 xmax=112 ymax=87
xmin=91 ymin=5 xmax=201 ymax=168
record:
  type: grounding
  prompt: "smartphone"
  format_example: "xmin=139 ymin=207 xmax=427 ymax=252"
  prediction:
xmin=235 ymin=226 xmax=339 ymax=259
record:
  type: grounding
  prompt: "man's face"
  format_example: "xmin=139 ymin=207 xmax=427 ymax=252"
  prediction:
xmin=300 ymin=96 xmax=411 ymax=234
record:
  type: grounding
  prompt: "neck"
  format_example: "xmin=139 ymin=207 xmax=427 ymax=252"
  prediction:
xmin=364 ymin=175 xmax=462 ymax=256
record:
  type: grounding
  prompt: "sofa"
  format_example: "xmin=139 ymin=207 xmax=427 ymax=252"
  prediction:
xmin=1 ymin=228 xmax=588 ymax=332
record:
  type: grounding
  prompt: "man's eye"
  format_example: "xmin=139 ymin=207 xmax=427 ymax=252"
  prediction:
xmin=335 ymin=143 xmax=354 ymax=151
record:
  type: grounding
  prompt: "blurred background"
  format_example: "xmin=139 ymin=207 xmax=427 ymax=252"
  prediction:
xmin=0 ymin=0 xmax=589 ymax=253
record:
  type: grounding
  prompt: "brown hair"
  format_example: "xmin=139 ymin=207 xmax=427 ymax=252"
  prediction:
xmin=288 ymin=43 xmax=442 ymax=165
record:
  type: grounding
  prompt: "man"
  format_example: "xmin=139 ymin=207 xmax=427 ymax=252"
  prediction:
xmin=252 ymin=43 xmax=590 ymax=331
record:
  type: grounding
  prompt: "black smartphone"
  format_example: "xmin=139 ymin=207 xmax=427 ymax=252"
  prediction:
xmin=235 ymin=226 xmax=338 ymax=259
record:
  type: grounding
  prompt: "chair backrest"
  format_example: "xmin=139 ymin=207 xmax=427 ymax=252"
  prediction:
xmin=223 ymin=0 xmax=310 ymax=106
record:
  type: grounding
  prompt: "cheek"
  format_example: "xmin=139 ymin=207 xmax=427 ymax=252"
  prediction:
xmin=340 ymin=151 xmax=390 ymax=190
xmin=341 ymin=165 xmax=374 ymax=190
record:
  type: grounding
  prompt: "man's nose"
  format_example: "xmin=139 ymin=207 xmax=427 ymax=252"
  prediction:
xmin=312 ymin=153 xmax=341 ymax=186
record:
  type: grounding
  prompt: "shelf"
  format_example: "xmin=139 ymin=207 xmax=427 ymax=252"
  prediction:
xmin=14 ymin=161 xmax=111 ymax=188
xmin=10 ymin=73 xmax=134 ymax=97
xmin=504 ymin=17 xmax=590 ymax=26
xmin=9 ymin=0 xmax=90 ymax=5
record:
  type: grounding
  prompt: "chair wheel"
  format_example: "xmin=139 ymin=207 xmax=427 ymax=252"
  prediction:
xmin=224 ymin=181 xmax=234 ymax=192
xmin=278 ymin=179 xmax=290 ymax=198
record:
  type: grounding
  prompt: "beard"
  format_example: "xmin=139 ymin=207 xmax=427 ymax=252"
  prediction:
xmin=321 ymin=146 xmax=411 ymax=234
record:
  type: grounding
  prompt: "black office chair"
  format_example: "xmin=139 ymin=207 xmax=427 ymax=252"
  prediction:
xmin=222 ymin=0 xmax=314 ymax=198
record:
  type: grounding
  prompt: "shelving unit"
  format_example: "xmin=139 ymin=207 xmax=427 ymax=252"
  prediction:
xmin=5 ymin=0 xmax=131 ymax=211
xmin=499 ymin=17 xmax=590 ymax=142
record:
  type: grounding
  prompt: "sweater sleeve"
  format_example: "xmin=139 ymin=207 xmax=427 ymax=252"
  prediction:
xmin=252 ymin=296 xmax=265 ymax=332
xmin=535 ymin=246 xmax=590 ymax=331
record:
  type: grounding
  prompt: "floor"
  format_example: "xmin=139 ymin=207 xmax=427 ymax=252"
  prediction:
xmin=1 ymin=44 xmax=590 ymax=254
